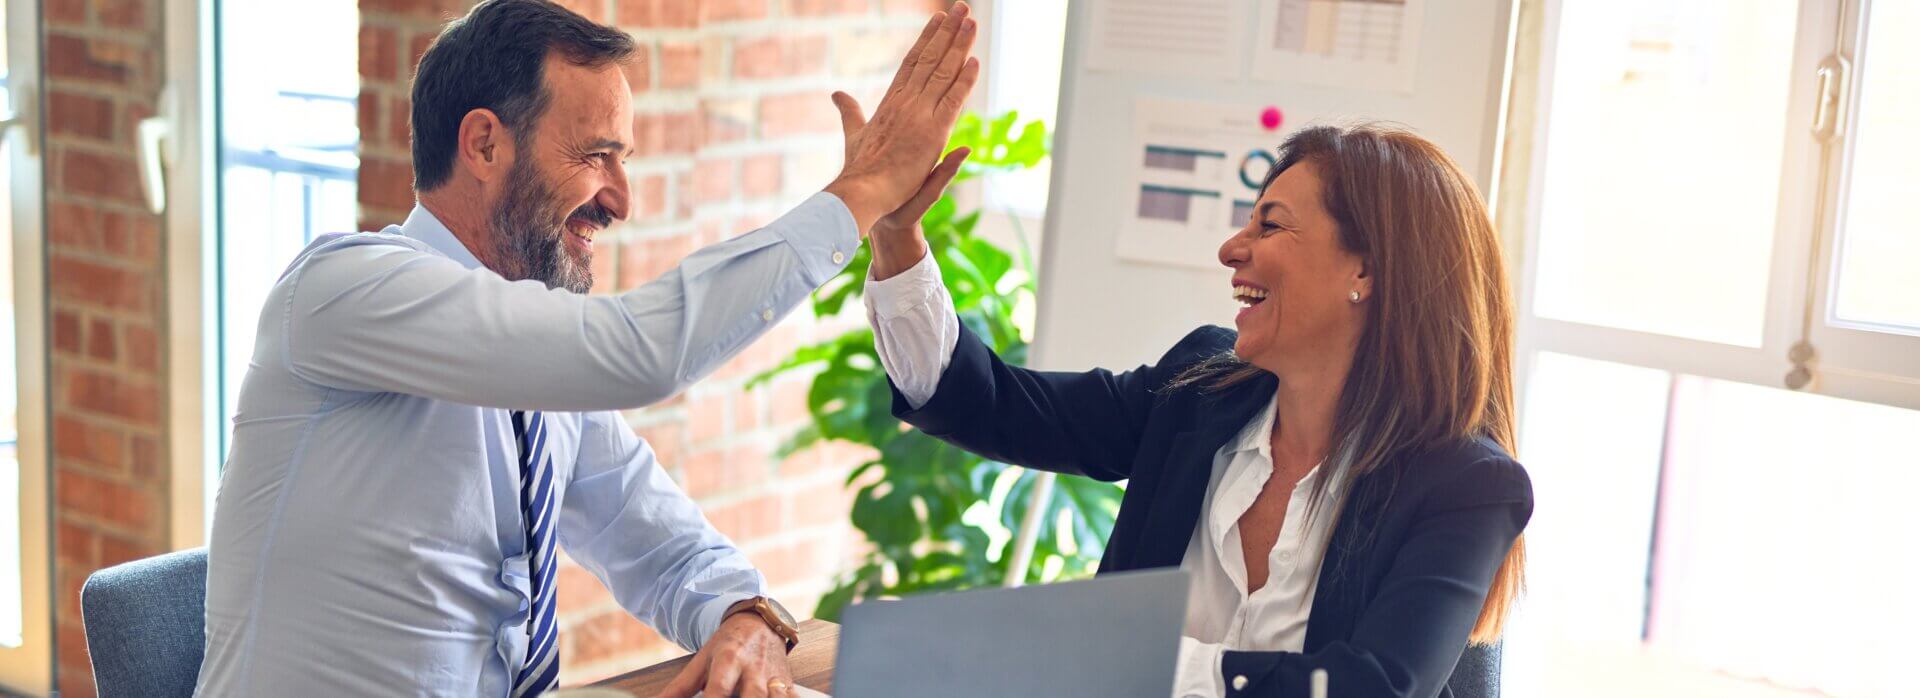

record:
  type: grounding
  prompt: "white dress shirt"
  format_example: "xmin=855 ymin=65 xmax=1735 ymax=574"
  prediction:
xmin=198 ymin=193 xmax=858 ymax=696
xmin=866 ymin=253 xmax=1341 ymax=698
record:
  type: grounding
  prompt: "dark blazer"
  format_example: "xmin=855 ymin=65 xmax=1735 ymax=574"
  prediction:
xmin=891 ymin=324 xmax=1533 ymax=698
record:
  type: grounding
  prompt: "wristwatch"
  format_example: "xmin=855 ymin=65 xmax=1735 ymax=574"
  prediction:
xmin=724 ymin=596 xmax=800 ymax=653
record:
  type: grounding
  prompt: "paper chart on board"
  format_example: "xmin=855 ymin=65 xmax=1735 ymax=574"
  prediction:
xmin=1117 ymin=98 xmax=1311 ymax=270
xmin=1251 ymin=0 xmax=1426 ymax=92
xmin=1083 ymin=0 xmax=1250 ymax=79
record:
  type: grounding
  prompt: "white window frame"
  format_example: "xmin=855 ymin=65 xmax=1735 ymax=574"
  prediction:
xmin=1801 ymin=0 xmax=1920 ymax=409
xmin=163 ymin=0 xmax=219 ymax=549
xmin=1511 ymin=0 xmax=1920 ymax=412
xmin=0 ymin=0 xmax=52 ymax=690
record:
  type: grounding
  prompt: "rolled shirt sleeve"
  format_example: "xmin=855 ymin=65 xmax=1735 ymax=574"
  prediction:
xmin=863 ymin=251 xmax=960 ymax=410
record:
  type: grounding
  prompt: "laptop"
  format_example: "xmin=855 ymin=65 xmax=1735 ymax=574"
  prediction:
xmin=832 ymin=568 xmax=1192 ymax=698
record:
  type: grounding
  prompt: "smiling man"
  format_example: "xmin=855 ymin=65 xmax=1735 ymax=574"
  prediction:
xmin=194 ymin=1 xmax=979 ymax=696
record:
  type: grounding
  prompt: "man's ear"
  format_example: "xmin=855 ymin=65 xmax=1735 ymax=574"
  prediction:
xmin=456 ymin=108 xmax=513 ymax=183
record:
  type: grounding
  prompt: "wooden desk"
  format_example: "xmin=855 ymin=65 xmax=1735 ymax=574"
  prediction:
xmin=593 ymin=619 xmax=839 ymax=696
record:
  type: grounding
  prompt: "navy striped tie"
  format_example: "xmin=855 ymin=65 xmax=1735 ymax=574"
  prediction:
xmin=511 ymin=411 xmax=559 ymax=696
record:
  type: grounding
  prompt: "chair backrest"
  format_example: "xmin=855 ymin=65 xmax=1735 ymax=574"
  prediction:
xmin=80 ymin=548 xmax=209 ymax=698
xmin=1446 ymin=642 xmax=1502 ymax=698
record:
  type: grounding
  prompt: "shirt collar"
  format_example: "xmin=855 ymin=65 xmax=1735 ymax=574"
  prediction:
xmin=1227 ymin=392 xmax=1278 ymax=457
xmin=400 ymin=204 xmax=485 ymax=271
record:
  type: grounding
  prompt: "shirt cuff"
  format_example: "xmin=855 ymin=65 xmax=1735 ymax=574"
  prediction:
xmin=783 ymin=191 xmax=862 ymax=285
xmin=692 ymin=592 xmax=761 ymax=652
xmin=1173 ymin=636 xmax=1227 ymax=698
xmin=863 ymin=250 xmax=947 ymax=321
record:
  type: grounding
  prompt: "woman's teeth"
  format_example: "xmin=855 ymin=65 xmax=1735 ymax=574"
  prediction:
xmin=1233 ymin=285 xmax=1269 ymax=307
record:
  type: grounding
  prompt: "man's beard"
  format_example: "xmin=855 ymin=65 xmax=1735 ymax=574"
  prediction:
xmin=489 ymin=157 xmax=610 ymax=294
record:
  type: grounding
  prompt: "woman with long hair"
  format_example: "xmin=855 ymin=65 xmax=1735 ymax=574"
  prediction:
xmin=860 ymin=123 xmax=1531 ymax=697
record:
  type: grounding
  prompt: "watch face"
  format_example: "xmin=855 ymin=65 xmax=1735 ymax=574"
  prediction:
xmin=765 ymin=597 xmax=798 ymax=627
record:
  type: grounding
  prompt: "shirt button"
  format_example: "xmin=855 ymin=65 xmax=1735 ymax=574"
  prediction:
xmin=761 ymin=308 xmax=774 ymax=322
xmin=1232 ymin=675 xmax=1249 ymax=691
xmin=832 ymin=250 xmax=846 ymax=265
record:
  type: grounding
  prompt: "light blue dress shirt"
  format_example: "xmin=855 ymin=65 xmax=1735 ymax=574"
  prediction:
xmin=196 ymin=194 xmax=859 ymax=696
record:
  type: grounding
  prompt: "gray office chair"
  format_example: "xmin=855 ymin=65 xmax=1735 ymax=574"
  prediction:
xmin=80 ymin=547 xmax=209 ymax=698
xmin=1447 ymin=642 xmax=1502 ymax=698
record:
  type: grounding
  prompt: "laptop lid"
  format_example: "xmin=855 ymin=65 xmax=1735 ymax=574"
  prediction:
xmin=833 ymin=568 xmax=1191 ymax=698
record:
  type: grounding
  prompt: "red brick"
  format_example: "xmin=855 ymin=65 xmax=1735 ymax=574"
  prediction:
xmin=49 ymin=256 xmax=151 ymax=313
xmin=688 ymin=391 xmax=729 ymax=444
xmin=61 ymin=367 xmax=162 ymax=425
xmin=706 ymin=494 xmax=783 ymax=542
xmin=360 ymin=25 xmax=400 ymax=83
xmin=634 ymin=423 xmax=686 ymax=469
xmin=834 ymin=29 xmax=916 ymax=77
xmin=683 ymin=442 xmax=770 ymax=498
xmin=631 ymin=111 xmax=701 ymax=157
xmin=550 ymin=0 xmax=608 ymax=22
xmin=783 ymin=0 xmax=870 ymax=16
xmin=733 ymin=35 xmax=830 ymax=81
xmin=56 ymin=469 xmax=157 ymax=533
xmin=57 ymin=617 xmax=92 ymax=677
xmin=359 ymin=91 xmax=384 ymax=149
xmin=734 ymin=387 xmax=762 ymax=434
xmin=60 ymin=149 xmax=145 ymax=205
xmin=659 ymin=43 xmax=702 ymax=90
xmin=704 ymin=0 xmax=771 ymax=23
xmin=759 ymin=91 xmax=842 ymax=139
xmin=741 ymin=153 xmax=783 ymax=198
xmin=54 ymin=310 xmax=84 ymax=355
xmin=98 ymin=533 xmax=153 ymax=569
xmin=86 ymin=317 xmax=116 ymax=362
xmin=617 ymin=0 xmax=699 ymax=28
xmin=56 ymin=415 xmax=127 ymax=473
xmin=129 ymin=435 xmax=161 ymax=483
xmin=390 ymin=96 xmax=414 ymax=151
xmin=359 ymin=156 xmax=418 ymax=212
xmin=769 ymin=378 xmax=810 ymax=428
xmin=563 ymin=609 xmax=674 ymax=668
xmin=409 ymin=32 xmax=438 ymax=76
xmin=788 ymin=478 xmax=855 ymax=529
xmin=691 ymin=158 xmax=737 ymax=206
xmin=617 ymin=233 xmax=693 ymax=289
xmin=124 ymin=324 xmax=159 ymax=375
xmin=590 ymin=237 xmax=618 ymax=294
xmin=360 ymin=0 xmax=472 ymax=22
xmin=49 ymin=202 xmax=102 ymax=254
xmin=46 ymin=0 xmax=85 ymax=26
xmin=48 ymin=90 xmax=115 ymax=142
xmin=881 ymin=0 xmax=945 ymax=15
xmin=45 ymin=34 xmax=136 ymax=86
xmin=701 ymin=98 xmax=754 ymax=146
xmin=96 ymin=0 xmax=148 ymax=30
xmin=56 ymin=521 xmax=98 ymax=566
xmin=620 ymin=47 xmax=653 ymax=93
xmin=128 ymin=214 xmax=161 ymax=264
xmin=631 ymin=174 xmax=669 ymax=221
xmin=751 ymin=538 xmax=833 ymax=587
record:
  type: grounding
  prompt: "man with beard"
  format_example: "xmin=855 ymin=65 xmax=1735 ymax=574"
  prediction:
xmin=195 ymin=1 xmax=980 ymax=696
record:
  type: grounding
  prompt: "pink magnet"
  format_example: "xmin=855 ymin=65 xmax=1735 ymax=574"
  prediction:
xmin=1260 ymin=106 xmax=1284 ymax=131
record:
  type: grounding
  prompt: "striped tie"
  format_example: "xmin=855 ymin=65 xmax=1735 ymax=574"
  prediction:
xmin=511 ymin=411 xmax=560 ymax=697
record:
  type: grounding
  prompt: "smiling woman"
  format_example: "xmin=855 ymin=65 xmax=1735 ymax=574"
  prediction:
xmin=863 ymin=122 xmax=1529 ymax=697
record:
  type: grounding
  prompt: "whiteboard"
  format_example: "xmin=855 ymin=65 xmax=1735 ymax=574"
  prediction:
xmin=1030 ymin=0 xmax=1516 ymax=372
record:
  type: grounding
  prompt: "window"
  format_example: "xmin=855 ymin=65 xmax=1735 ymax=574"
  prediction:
xmin=984 ymin=0 xmax=1069 ymax=219
xmin=1 ymin=0 xmax=51 ymax=689
xmin=214 ymin=0 xmax=359 ymax=461
xmin=1507 ymin=1 xmax=1919 ymax=696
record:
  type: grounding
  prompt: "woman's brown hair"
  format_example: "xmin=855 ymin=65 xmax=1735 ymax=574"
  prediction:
xmin=1172 ymin=123 xmax=1524 ymax=644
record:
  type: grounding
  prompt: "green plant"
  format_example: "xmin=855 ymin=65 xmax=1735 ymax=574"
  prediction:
xmin=751 ymin=112 xmax=1123 ymax=620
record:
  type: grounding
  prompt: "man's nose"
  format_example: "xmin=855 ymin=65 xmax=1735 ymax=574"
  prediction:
xmin=601 ymin=174 xmax=632 ymax=222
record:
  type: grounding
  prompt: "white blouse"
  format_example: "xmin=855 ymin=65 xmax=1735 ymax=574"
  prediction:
xmin=865 ymin=253 xmax=1342 ymax=697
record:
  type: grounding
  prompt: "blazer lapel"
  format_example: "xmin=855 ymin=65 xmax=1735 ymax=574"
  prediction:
xmin=1131 ymin=376 xmax=1277 ymax=569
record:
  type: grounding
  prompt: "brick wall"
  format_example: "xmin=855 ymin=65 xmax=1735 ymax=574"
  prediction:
xmin=358 ymin=0 xmax=945 ymax=685
xmin=41 ymin=0 xmax=170 ymax=695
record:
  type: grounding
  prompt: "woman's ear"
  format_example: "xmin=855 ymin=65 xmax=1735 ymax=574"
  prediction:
xmin=1351 ymin=258 xmax=1374 ymax=302
xmin=456 ymin=108 xmax=513 ymax=183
